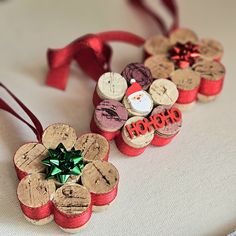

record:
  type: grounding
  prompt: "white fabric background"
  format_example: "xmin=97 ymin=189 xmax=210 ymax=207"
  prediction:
xmin=0 ymin=0 xmax=235 ymax=235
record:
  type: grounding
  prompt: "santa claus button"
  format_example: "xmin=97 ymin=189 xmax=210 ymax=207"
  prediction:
xmin=123 ymin=79 xmax=153 ymax=117
xmin=149 ymin=79 xmax=179 ymax=107
xmin=93 ymin=72 xmax=128 ymax=106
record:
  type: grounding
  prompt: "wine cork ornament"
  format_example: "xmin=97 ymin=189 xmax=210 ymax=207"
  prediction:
xmin=199 ymin=38 xmax=223 ymax=61
xmin=123 ymin=79 xmax=153 ymax=117
xmin=144 ymin=55 xmax=175 ymax=79
xmin=121 ymin=63 xmax=153 ymax=90
xmin=1 ymin=83 xmax=121 ymax=233
xmin=53 ymin=183 xmax=92 ymax=233
xmin=91 ymin=100 xmax=128 ymax=140
xmin=81 ymin=160 xmax=119 ymax=212
xmin=149 ymin=79 xmax=179 ymax=107
xmin=17 ymin=173 xmax=56 ymax=225
xmin=144 ymin=35 xmax=171 ymax=57
xmin=115 ymin=116 xmax=154 ymax=156
xmin=193 ymin=60 xmax=226 ymax=102
xmin=93 ymin=72 xmax=128 ymax=106
xmin=14 ymin=143 xmax=48 ymax=180
xmin=151 ymin=106 xmax=182 ymax=146
xmin=171 ymin=68 xmax=201 ymax=111
xmin=75 ymin=133 xmax=110 ymax=162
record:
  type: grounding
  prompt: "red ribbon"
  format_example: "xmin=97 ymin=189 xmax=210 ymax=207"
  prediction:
xmin=128 ymin=0 xmax=179 ymax=35
xmin=46 ymin=31 xmax=145 ymax=90
xmin=0 ymin=83 xmax=43 ymax=141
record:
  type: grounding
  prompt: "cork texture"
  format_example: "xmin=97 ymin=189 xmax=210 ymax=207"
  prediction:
xmin=17 ymin=173 xmax=56 ymax=208
xmin=75 ymin=133 xmax=109 ymax=162
xmin=170 ymin=28 xmax=198 ymax=45
xmin=14 ymin=143 xmax=48 ymax=174
xmin=94 ymin=100 xmax=128 ymax=132
xmin=193 ymin=60 xmax=225 ymax=81
xmin=144 ymin=55 xmax=175 ymax=79
xmin=151 ymin=106 xmax=182 ymax=137
xmin=122 ymin=116 xmax=154 ymax=148
xmin=170 ymin=68 xmax=201 ymax=90
xmin=199 ymin=38 xmax=223 ymax=61
xmin=42 ymin=123 xmax=77 ymax=150
xmin=144 ymin=35 xmax=171 ymax=56
xmin=149 ymin=79 xmax=179 ymax=106
xmin=123 ymin=95 xmax=153 ymax=117
xmin=81 ymin=160 xmax=119 ymax=194
xmin=97 ymin=72 xmax=127 ymax=101
xmin=53 ymin=183 xmax=91 ymax=215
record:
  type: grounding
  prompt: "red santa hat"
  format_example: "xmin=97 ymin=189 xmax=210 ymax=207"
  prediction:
xmin=126 ymin=79 xmax=142 ymax=97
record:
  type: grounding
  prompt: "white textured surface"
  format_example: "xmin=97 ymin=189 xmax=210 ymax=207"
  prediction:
xmin=0 ymin=1 xmax=235 ymax=235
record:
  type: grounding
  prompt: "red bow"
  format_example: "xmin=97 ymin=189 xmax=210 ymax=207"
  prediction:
xmin=46 ymin=31 xmax=145 ymax=90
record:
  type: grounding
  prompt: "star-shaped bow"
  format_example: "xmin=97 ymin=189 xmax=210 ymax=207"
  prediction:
xmin=168 ymin=41 xmax=200 ymax=69
xmin=42 ymin=143 xmax=84 ymax=184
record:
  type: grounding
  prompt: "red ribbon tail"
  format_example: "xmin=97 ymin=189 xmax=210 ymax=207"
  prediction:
xmin=46 ymin=64 xmax=70 ymax=90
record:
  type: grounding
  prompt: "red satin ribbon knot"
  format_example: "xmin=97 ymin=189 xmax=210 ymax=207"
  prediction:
xmin=46 ymin=31 xmax=145 ymax=90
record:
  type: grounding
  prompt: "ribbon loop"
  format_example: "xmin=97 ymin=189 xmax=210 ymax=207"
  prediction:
xmin=0 ymin=83 xmax=43 ymax=141
xmin=46 ymin=31 xmax=145 ymax=90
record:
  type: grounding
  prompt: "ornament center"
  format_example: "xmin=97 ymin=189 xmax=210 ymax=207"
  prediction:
xmin=168 ymin=42 xmax=199 ymax=69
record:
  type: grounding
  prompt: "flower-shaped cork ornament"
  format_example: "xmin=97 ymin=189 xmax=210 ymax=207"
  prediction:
xmin=144 ymin=28 xmax=226 ymax=111
xmin=0 ymin=84 xmax=119 ymax=233
xmin=91 ymin=63 xmax=183 ymax=157
xmin=15 ymin=123 xmax=119 ymax=232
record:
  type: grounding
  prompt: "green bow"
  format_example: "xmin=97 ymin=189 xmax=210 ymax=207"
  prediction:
xmin=42 ymin=143 xmax=84 ymax=184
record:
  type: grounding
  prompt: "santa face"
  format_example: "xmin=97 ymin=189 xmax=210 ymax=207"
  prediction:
xmin=128 ymin=91 xmax=153 ymax=114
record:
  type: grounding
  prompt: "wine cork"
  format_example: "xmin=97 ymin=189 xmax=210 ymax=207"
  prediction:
xmin=96 ymin=72 xmax=128 ymax=101
xmin=121 ymin=63 xmax=153 ymax=90
xmin=122 ymin=116 xmax=154 ymax=148
xmin=193 ymin=60 xmax=225 ymax=102
xmin=17 ymin=173 xmax=56 ymax=225
xmin=14 ymin=143 xmax=48 ymax=179
xmin=42 ymin=123 xmax=77 ymax=150
xmin=193 ymin=60 xmax=225 ymax=81
xmin=75 ymin=133 xmax=109 ymax=162
xmin=123 ymin=93 xmax=153 ymax=117
xmin=170 ymin=68 xmax=201 ymax=91
xmin=53 ymin=183 xmax=92 ymax=233
xmin=149 ymin=79 xmax=179 ymax=106
xmin=94 ymin=100 xmax=128 ymax=132
xmin=199 ymin=38 xmax=223 ymax=61
xmin=144 ymin=55 xmax=175 ymax=79
xmin=81 ymin=160 xmax=119 ymax=211
xmin=144 ymin=35 xmax=171 ymax=56
xmin=169 ymin=28 xmax=199 ymax=45
xmin=151 ymin=106 xmax=182 ymax=137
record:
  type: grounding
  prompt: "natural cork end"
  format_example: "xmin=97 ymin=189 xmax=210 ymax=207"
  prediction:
xmin=81 ymin=161 xmax=119 ymax=195
xmin=42 ymin=123 xmax=77 ymax=150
